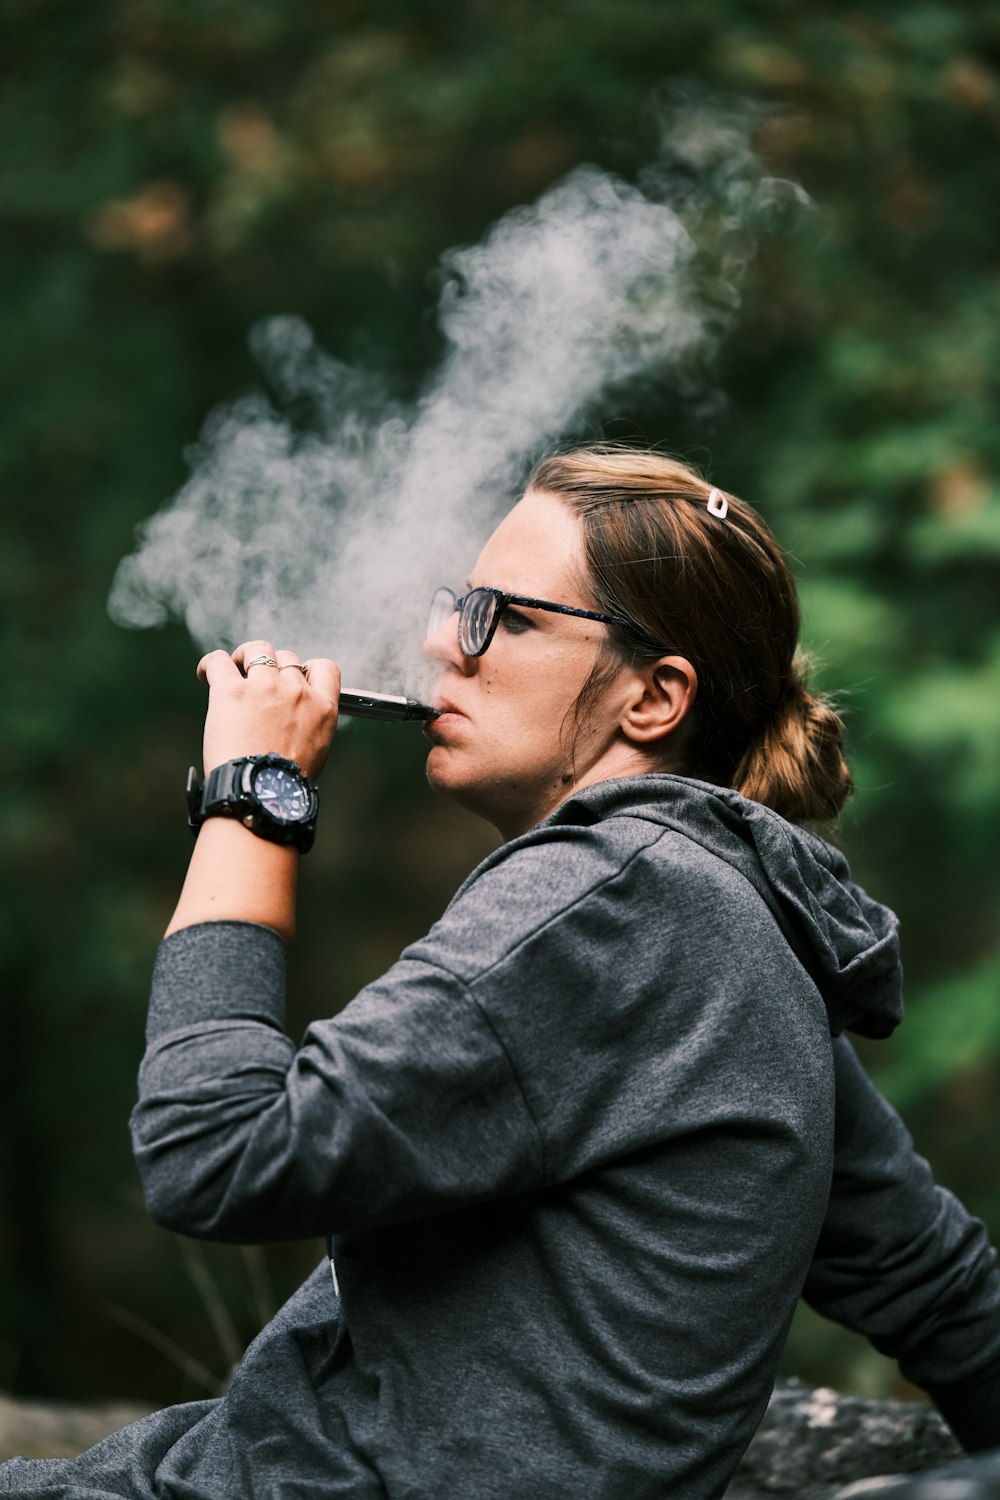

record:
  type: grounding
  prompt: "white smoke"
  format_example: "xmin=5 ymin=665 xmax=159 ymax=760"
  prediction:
xmin=108 ymin=90 xmax=807 ymax=693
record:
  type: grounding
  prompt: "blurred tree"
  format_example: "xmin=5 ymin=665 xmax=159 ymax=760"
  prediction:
xmin=1 ymin=0 xmax=998 ymax=1403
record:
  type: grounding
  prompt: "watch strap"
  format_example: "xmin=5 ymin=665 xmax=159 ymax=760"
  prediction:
xmin=193 ymin=762 xmax=245 ymax=822
xmin=187 ymin=760 xmax=248 ymax=832
xmin=201 ymin=759 xmax=247 ymax=811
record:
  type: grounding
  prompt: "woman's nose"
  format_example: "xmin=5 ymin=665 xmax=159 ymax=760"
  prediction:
xmin=423 ymin=613 xmax=475 ymax=674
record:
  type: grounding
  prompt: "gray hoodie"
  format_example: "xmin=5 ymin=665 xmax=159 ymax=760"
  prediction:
xmin=1 ymin=776 xmax=995 ymax=1499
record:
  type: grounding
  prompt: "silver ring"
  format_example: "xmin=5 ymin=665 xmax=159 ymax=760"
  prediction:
xmin=278 ymin=663 xmax=308 ymax=674
xmin=245 ymin=655 xmax=279 ymax=670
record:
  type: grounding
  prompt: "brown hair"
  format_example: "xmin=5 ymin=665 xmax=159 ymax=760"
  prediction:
xmin=529 ymin=446 xmax=852 ymax=824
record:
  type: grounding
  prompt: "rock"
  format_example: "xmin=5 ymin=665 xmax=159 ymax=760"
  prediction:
xmin=834 ymin=1450 xmax=1000 ymax=1499
xmin=726 ymin=1379 xmax=962 ymax=1499
xmin=0 ymin=1393 xmax=152 ymax=1461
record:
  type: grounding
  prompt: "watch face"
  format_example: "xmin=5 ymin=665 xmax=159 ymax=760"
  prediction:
xmin=253 ymin=764 xmax=312 ymax=824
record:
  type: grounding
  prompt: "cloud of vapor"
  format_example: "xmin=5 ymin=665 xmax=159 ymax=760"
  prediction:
xmin=108 ymin=90 xmax=806 ymax=693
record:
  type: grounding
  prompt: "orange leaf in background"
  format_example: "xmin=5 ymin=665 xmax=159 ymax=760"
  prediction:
xmin=930 ymin=463 xmax=989 ymax=518
xmin=86 ymin=181 xmax=193 ymax=264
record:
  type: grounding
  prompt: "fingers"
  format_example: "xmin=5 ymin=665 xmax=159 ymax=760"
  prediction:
xmin=198 ymin=647 xmax=244 ymax=686
xmin=199 ymin=639 xmax=282 ymax=684
xmin=274 ymin=648 xmax=306 ymax=675
xmin=301 ymin=657 xmax=341 ymax=705
xmin=202 ymin=641 xmax=305 ymax=685
xmin=198 ymin=642 xmax=341 ymax=709
xmin=272 ymin=650 xmax=340 ymax=719
xmin=231 ymin=639 xmax=282 ymax=677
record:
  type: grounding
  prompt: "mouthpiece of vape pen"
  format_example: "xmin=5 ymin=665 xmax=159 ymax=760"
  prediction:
xmin=339 ymin=689 xmax=441 ymax=722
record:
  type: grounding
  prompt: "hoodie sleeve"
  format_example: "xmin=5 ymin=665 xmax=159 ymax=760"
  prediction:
xmin=130 ymin=920 xmax=544 ymax=1242
xmin=804 ymin=1037 xmax=1000 ymax=1452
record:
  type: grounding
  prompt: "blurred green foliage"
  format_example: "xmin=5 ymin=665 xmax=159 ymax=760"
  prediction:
xmin=2 ymin=0 xmax=999 ymax=1406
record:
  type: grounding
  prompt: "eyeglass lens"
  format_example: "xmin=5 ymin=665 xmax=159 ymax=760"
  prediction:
xmin=427 ymin=587 xmax=499 ymax=657
xmin=428 ymin=587 xmax=457 ymax=640
xmin=460 ymin=590 xmax=498 ymax=655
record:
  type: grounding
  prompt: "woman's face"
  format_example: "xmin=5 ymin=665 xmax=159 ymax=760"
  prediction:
xmin=422 ymin=488 xmax=634 ymax=839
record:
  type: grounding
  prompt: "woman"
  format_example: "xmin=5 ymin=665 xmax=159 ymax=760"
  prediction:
xmin=3 ymin=448 xmax=998 ymax=1498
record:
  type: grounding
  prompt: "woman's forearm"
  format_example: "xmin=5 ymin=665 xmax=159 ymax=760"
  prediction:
xmin=165 ymin=818 xmax=300 ymax=942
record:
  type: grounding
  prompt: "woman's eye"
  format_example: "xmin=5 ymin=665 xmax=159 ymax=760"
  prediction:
xmin=501 ymin=609 xmax=533 ymax=634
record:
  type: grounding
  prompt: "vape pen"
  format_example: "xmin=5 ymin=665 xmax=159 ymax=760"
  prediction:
xmin=339 ymin=689 xmax=440 ymax=722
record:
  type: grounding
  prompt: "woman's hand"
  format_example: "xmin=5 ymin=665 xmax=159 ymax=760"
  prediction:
xmin=197 ymin=639 xmax=341 ymax=780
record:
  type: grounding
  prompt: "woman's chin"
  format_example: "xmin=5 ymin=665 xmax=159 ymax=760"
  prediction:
xmin=424 ymin=744 xmax=467 ymax=797
xmin=424 ymin=747 xmax=490 ymax=816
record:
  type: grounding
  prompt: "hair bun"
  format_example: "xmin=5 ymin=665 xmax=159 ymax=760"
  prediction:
xmin=735 ymin=654 xmax=853 ymax=824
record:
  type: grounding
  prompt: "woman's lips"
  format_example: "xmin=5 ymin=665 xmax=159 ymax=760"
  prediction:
xmin=423 ymin=701 xmax=466 ymax=736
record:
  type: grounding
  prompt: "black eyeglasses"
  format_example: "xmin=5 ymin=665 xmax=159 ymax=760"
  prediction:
xmin=428 ymin=585 xmax=667 ymax=659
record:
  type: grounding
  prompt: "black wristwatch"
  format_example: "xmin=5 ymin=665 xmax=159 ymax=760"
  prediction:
xmin=186 ymin=754 xmax=319 ymax=853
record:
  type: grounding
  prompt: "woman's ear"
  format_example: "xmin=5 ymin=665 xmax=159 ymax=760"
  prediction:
xmin=619 ymin=657 xmax=698 ymax=747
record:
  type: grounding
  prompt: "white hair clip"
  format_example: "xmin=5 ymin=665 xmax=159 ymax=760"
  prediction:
xmin=706 ymin=487 xmax=729 ymax=519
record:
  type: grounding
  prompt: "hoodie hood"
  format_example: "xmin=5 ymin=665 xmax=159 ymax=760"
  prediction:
xmin=553 ymin=775 xmax=903 ymax=1040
